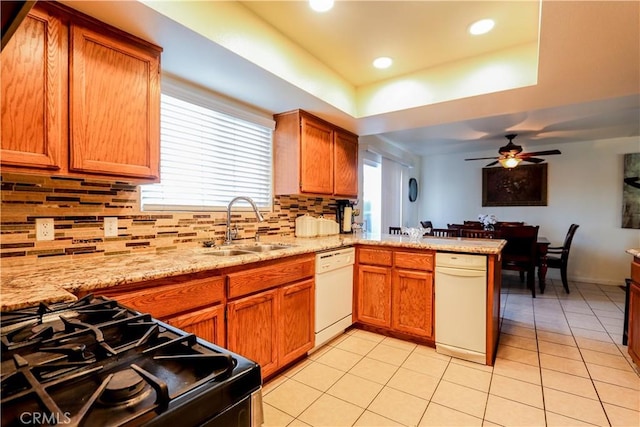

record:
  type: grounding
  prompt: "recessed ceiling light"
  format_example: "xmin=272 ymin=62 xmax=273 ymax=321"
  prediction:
xmin=373 ymin=57 xmax=393 ymax=69
xmin=309 ymin=0 xmax=334 ymax=13
xmin=469 ymin=19 xmax=495 ymax=35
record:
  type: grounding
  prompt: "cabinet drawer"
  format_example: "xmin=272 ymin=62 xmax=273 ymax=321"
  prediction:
xmin=632 ymin=260 xmax=640 ymax=284
xmin=112 ymin=276 xmax=224 ymax=318
xmin=395 ymin=251 xmax=434 ymax=271
xmin=227 ymin=256 xmax=315 ymax=299
xmin=358 ymin=248 xmax=393 ymax=266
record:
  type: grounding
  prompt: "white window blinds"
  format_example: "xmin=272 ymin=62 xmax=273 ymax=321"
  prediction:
xmin=141 ymin=92 xmax=273 ymax=211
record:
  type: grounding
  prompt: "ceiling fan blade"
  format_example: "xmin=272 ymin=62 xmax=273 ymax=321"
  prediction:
xmin=520 ymin=149 xmax=562 ymax=157
xmin=465 ymin=156 xmax=499 ymax=161
xmin=521 ymin=157 xmax=545 ymax=163
xmin=485 ymin=160 xmax=500 ymax=167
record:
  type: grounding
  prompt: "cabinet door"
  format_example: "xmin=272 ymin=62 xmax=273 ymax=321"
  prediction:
xmin=69 ymin=24 xmax=160 ymax=179
xmin=1 ymin=6 xmax=64 ymax=171
xmin=334 ymin=130 xmax=358 ymax=197
xmin=392 ymin=269 xmax=434 ymax=338
xmin=300 ymin=116 xmax=333 ymax=194
xmin=165 ymin=305 xmax=225 ymax=347
xmin=227 ymin=289 xmax=279 ymax=378
xmin=629 ymin=281 xmax=640 ymax=365
xmin=279 ymin=279 xmax=315 ymax=366
xmin=356 ymin=265 xmax=392 ymax=328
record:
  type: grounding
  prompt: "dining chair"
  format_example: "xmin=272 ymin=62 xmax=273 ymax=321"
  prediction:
xmin=428 ymin=228 xmax=458 ymax=237
xmin=500 ymin=225 xmax=540 ymax=297
xmin=389 ymin=226 xmax=403 ymax=235
xmin=420 ymin=221 xmax=433 ymax=229
xmin=546 ymin=224 xmax=579 ymax=294
xmin=463 ymin=221 xmax=483 ymax=228
xmin=460 ymin=229 xmax=499 ymax=239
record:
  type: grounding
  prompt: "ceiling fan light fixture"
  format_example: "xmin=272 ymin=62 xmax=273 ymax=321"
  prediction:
xmin=499 ymin=157 xmax=522 ymax=169
xmin=469 ymin=19 xmax=495 ymax=35
xmin=309 ymin=0 xmax=334 ymax=13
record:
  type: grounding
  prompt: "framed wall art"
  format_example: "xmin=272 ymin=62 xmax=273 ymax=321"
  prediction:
xmin=482 ymin=164 xmax=548 ymax=207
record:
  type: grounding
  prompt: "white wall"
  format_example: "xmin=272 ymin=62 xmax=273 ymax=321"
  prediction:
xmin=420 ymin=136 xmax=640 ymax=286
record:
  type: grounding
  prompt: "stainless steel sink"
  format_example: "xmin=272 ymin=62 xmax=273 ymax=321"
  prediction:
xmin=204 ymin=243 xmax=295 ymax=256
xmin=236 ymin=244 xmax=295 ymax=252
xmin=205 ymin=249 xmax=255 ymax=256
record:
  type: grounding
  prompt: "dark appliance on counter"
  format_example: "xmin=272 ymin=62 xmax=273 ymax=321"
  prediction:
xmin=0 ymin=295 xmax=263 ymax=427
xmin=335 ymin=199 xmax=355 ymax=234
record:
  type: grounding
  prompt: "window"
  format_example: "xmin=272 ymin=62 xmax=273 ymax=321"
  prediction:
xmin=141 ymin=81 xmax=274 ymax=211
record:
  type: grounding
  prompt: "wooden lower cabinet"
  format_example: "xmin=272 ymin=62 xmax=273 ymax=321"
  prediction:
xmin=227 ymin=289 xmax=279 ymax=378
xmin=227 ymin=281 xmax=314 ymax=379
xmin=279 ymin=279 xmax=315 ymax=367
xmin=357 ymin=265 xmax=392 ymax=328
xmin=225 ymin=254 xmax=316 ymax=379
xmin=392 ymin=269 xmax=433 ymax=338
xmin=164 ymin=305 xmax=225 ymax=347
xmin=355 ymin=247 xmax=434 ymax=340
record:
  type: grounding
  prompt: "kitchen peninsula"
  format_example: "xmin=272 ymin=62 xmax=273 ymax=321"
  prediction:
xmin=1 ymin=234 xmax=505 ymax=366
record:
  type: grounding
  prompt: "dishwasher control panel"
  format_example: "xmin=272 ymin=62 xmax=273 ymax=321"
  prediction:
xmin=436 ymin=253 xmax=487 ymax=270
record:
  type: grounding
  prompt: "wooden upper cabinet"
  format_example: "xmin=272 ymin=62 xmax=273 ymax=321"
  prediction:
xmin=300 ymin=115 xmax=333 ymax=194
xmin=0 ymin=1 xmax=161 ymax=182
xmin=274 ymin=109 xmax=358 ymax=197
xmin=1 ymin=6 xmax=65 ymax=171
xmin=334 ymin=130 xmax=358 ymax=197
xmin=69 ymin=23 xmax=160 ymax=180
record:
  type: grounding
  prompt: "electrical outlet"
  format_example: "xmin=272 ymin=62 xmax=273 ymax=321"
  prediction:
xmin=104 ymin=217 xmax=119 ymax=237
xmin=36 ymin=218 xmax=55 ymax=241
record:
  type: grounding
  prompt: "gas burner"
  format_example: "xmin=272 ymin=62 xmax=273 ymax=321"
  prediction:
xmin=1 ymin=295 xmax=261 ymax=426
xmin=99 ymin=369 xmax=150 ymax=407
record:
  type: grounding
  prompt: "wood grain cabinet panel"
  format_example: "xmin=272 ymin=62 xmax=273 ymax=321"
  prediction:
xmin=274 ymin=109 xmax=358 ymax=197
xmin=300 ymin=116 xmax=334 ymax=194
xmin=357 ymin=265 xmax=392 ymax=328
xmin=333 ymin=130 xmax=358 ymax=197
xmin=165 ymin=305 xmax=225 ymax=347
xmin=69 ymin=24 xmax=160 ymax=179
xmin=1 ymin=6 xmax=65 ymax=171
xmin=392 ymin=269 xmax=433 ymax=338
xmin=355 ymin=246 xmax=434 ymax=340
xmin=225 ymin=254 xmax=315 ymax=379
xmin=0 ymin=1 xmax=161 ymax=182
xmin=278 ymin=278 xmax=315 ymax=366
xmin=227 ymin=289 xmax=279 ymax=378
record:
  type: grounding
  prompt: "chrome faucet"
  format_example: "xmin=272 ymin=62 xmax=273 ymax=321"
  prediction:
xmin=225 ymin=196 xmax=265 ymax=245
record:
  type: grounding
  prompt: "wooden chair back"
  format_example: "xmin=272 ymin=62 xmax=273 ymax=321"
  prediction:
xmin=500 ymin=225 xmax=540 ymax=297
xmin=420 ymin=221 xmax=433 ymax=229
xmin=389 ymin=226 xmax=403 ymax=235
xmin=460 ymin=229 xmax=500 ymax=239
xmin=428 ymin=228 xmax=458 ymax=237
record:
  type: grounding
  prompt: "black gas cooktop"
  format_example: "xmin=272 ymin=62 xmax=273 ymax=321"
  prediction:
xmin=0 ymin=295 xmax=261 ymax=427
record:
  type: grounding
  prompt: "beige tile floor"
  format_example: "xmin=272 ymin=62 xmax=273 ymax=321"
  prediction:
xmin=262 ymin=275 xmax=640 ymax=426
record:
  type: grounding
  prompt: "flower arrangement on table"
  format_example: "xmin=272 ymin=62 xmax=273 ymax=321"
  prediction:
xmin=478 ymin=214 xmax=497 ymax=230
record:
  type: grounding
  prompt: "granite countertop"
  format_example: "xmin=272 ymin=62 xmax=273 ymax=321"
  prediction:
xmin=627 ymin=248 xmax=640 ymax=258
xmin=1 ymin=233 xmax=505 ymax=312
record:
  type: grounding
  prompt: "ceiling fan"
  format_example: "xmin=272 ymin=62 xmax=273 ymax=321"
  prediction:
xmin=465 ymin=134 xmax=562 ymax=168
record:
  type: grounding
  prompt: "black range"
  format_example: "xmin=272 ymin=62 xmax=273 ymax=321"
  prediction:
xmin=0 ymin=295 xmax=263 ymax=427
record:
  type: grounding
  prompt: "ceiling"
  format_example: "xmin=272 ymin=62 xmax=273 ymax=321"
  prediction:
xmin=239 ymin=1 xmax=539 ymax=87
xmin=58 ymin=1 xmax=640 ymax=158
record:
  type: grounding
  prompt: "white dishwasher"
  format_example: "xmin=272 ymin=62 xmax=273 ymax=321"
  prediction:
xmin=312 ymin=247 xmax=355 ymax=352
xmin=435 ymin=252 xmax=487 ymax=364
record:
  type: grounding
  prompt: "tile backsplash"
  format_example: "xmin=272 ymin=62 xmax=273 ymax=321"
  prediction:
xmin=0 ymin=173 xmax=339 ymax=264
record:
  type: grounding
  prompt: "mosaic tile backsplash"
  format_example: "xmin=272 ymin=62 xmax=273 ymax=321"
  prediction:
xmin=0 ymin=173 xmax=340 ymax=264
